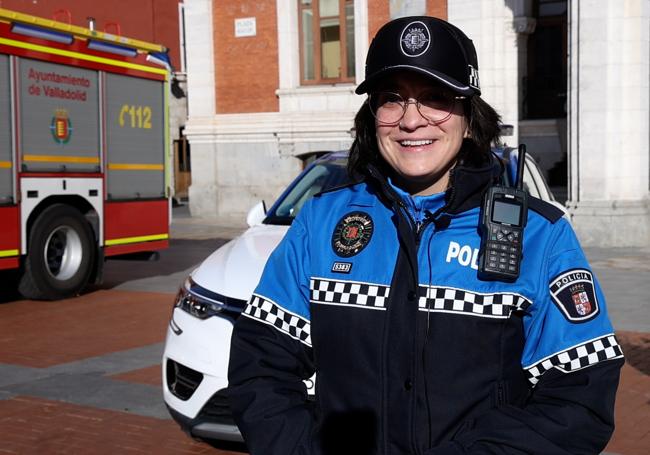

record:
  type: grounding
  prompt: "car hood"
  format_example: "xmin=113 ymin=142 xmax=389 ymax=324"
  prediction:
xmin=191 ymin=224 xmax=290 ymax=301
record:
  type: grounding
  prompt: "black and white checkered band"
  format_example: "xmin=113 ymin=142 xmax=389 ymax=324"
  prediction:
xmin=242 ymin=294 xmax=311 ymax=346
xmin=418 ymin=286 xmax=531 ymax=318
xmin=525 ymin=334 xmax=623 ymax=386
xmin=310 ymin=277 xmax=390 ymax=310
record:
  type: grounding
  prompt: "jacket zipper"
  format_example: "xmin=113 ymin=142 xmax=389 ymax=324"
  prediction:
xmin=366 ymin=166 xmax=436 ymax=244
xmin=395 ymin=199 xmax=435 ymax=248
xmin=496 ymin=381 xmax=506 ymax=406
xmin=395 ymin=198 xmax=438 ymax=455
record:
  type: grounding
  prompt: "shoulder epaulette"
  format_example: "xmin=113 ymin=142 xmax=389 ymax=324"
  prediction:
xmin=528 ymin=196 xmax=565 ymax=223
xmin=314 ymin=180 xmax=362 ymax=197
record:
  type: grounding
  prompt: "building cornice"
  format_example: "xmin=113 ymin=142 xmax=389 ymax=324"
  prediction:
xmin=185 ymin=111 xmax=356 ymax=144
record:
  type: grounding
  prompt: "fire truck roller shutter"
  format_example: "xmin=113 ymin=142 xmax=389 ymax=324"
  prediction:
xmin=18 ymin=59 xmax=100 ymax=173
xmin=18 ymin=203 xmax=96 ymax=300
xmin=105 ymin=73 xmax=165 ymax=200
xmin=0 ymin=53 xmax=12 ymax=203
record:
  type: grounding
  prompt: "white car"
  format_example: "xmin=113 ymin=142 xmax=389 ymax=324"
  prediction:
xmin=162 ymin=149 xmax=564 ymax=444
xmin=163 ymin=152 xmax=348 ymax=443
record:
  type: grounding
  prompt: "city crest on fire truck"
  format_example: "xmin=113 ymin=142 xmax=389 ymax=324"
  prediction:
xmin=50 ymin=108 xmax=72 ymax=144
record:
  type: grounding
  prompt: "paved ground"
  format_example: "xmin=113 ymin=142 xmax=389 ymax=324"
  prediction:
xmin=0 ymin=206 xmax=245 ymax=454
xmin=0 ymin=204 xmax=648 ymax=454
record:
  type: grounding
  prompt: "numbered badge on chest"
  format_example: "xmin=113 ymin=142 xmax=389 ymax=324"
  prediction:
xmin=331 ymin=211 xmax=374 ymax=258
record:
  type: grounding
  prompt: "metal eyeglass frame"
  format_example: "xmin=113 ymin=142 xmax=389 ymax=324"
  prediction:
xmin=368 ymin=91 xmax=467 ymax=126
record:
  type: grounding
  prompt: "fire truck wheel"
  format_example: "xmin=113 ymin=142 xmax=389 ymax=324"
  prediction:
xmin=18 ymin=204 xmax=96 ymax=300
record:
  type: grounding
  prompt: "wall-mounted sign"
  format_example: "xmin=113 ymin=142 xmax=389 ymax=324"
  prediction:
xmin=390 ymin=0 xmax=426 ymax=19
xmin=235 ymin=17 xmax=256 ymax=37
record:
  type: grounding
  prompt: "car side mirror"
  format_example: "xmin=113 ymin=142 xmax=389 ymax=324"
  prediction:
xmin=246 ymin=201 xmax=267 ymax=227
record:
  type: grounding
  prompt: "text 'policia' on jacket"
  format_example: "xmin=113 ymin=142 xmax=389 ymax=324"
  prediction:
xmin=227 ymin=151 xmax=624 ymax=455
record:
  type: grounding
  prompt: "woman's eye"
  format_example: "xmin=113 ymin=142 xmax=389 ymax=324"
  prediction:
xmin=379 ymin=93 xmax=402 ymax=105
xmin=420 ymin=92 xmax=451 ymax=108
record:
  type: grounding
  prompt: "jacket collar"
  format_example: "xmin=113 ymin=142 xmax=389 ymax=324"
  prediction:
xmin=444 ymin=155 xmax=502 ymax=214
xmin=387 ymin=179 xmax=446 ymax=223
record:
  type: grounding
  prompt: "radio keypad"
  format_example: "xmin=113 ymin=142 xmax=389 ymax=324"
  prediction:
xmin=485 ymin=227 xmax=522 ymax=275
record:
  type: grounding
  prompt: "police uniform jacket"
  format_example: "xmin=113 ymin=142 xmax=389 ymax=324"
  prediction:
xmin=228 ymin=154 xmax=624 ymax=455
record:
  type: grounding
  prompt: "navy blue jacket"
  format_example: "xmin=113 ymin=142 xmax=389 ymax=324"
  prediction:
xmin=228 ymin=158 xmax=623 ymax=455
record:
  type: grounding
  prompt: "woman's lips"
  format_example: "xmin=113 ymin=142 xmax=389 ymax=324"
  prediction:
xmin=397 ymin=139 xmax=435 ymax=148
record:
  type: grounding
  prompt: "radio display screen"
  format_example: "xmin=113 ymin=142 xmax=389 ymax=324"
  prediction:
xmin=492 ymin=199 xmax=522 ymax=226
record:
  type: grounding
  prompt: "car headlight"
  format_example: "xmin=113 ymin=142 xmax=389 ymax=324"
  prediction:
xmin=174 ymin=277 xmax=226 ymax=320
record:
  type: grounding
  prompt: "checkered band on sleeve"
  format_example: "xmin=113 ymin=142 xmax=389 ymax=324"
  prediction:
xmin=242 ymin=294 xmax=311 ymax=347
xmin=525 ymin=334 xmax=624 ymax=386
xmin=310 ymin=277 xmax=390 ymax=310
xmin=418 ymin=286 xmax=532 ymax=319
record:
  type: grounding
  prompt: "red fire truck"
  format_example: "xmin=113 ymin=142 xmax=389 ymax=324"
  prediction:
xmin=0 ymin=8 xmax=171 ymax=300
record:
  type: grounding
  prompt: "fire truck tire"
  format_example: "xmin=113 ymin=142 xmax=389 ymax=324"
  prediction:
xmin=18 ymin=204 xmax=96 ymax=300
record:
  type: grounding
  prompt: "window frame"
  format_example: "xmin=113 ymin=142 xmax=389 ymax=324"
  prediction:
xmin=298 ymin=0 xmax=355 ymax=85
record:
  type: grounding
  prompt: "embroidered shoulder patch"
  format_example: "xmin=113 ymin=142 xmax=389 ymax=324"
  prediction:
xmin=549 ymin=268 xmax=600 ymax=323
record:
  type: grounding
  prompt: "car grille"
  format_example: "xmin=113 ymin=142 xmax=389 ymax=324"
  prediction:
xmin=167 ymin=359 xmax=204 ymax=401
xmin=196 ymin=388 xmax=236 ymax=425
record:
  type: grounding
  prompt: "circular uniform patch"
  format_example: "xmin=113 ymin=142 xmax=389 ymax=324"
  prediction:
xmin=332 ymin=211 xmax=374 ymax=258
xmin=400 ymin=20 xmax=431 ymax=57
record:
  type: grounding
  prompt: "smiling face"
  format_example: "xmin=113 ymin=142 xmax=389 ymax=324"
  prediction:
xmin=374 ymin=72 xmax=468 ymax=196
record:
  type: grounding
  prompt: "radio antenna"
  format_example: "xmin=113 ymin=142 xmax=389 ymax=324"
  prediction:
xmin=516 ymin=144 xmax=526 ymax=190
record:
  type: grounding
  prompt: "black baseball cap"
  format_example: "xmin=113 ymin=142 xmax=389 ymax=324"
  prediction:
xmin=356 ymin=16 xmax=481 ymax=97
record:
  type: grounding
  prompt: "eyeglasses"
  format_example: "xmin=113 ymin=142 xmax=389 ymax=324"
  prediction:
xmin=368 ymin=90 xmax=466 ymax=125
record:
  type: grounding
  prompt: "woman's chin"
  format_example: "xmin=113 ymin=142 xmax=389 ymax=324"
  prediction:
xmin=393 ymin=172 xmax=448 ymax=195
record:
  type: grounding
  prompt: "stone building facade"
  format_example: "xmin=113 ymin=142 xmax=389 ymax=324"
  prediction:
xmin=184 ymin=0 xmax=649 ymax=246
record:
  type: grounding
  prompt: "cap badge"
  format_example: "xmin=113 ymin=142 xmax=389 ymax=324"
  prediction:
xmin=400 ymin=21 xmax=431 ymax=57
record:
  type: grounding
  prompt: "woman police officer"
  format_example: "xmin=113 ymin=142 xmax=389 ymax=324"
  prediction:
xmin=228 ymin=16 xmax=623 ymax=455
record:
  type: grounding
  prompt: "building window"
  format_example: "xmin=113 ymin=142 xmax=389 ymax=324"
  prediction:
xmin=524 ymin=0 xmax=567 ymax=119
xmin=299 ymin=0 xmax=355 ymax=84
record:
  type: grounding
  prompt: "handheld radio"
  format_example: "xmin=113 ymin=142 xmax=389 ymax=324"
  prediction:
xmin=478 ymin=144 xmax=529 ymax=281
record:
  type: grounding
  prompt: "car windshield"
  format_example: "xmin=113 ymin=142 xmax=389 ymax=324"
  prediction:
xmin=262 ymin=150 xmax=554 ymax=226
xmin=264 ymin=158 xmax=350 ymax=225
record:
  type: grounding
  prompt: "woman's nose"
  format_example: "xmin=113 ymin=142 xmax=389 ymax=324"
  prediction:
xmin=400 ymin=100 xmax=428 ymax=130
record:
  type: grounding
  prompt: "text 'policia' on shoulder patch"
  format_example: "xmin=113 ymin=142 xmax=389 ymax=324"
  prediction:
xmin=549 ymin=268 xmax=600 ymax=323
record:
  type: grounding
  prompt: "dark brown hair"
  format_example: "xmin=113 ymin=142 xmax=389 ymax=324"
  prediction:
xmin=348 ymin=95 xmax=501 ymax=178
